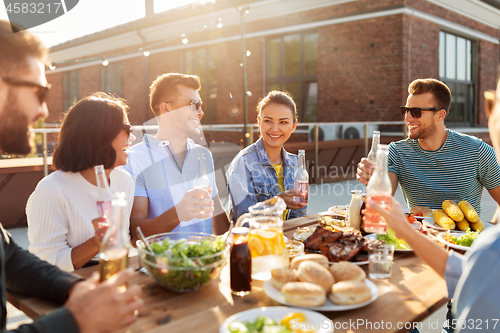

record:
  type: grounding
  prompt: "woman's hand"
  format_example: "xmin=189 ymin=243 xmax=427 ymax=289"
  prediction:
xmin=92 ymin=216 xmax=109 ymax=244
xmin=365 ymin=196 xmax=414 ymax=239
xmin=279 ymin=190 xmax=307 ymax=210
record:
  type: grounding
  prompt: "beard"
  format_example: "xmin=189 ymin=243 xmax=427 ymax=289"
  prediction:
xmin=409 ymin=119 xmax=437 ymax=141
xmin=0 ymin=90 xmax=34 ymax=155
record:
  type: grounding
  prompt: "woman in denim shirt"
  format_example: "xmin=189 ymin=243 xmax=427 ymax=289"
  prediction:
xmin=226 ymin=91 xmax=308 ymax=221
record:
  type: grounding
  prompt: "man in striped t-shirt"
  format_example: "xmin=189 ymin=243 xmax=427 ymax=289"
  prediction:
xmin=357 ymin=78 xmax=500 ymax=216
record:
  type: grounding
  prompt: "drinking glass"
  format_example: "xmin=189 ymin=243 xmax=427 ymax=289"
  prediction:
xmin=368 ymin=244 xmax=394 ymax=279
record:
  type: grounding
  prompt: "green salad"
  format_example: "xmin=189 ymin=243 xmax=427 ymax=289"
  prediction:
xmin=449 ymin=229 xmax=480 ymax=247
xmin=376 ymin=228 xmax=411 ymax=250
xmin=228 ymin=316 xmax=292 ymax=333
xmin=144 ymin=236 xmax=227 ymax=292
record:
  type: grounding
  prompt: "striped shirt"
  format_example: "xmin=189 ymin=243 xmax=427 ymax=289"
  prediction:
xmin=388 ymin=129 xmax=500 ymax=215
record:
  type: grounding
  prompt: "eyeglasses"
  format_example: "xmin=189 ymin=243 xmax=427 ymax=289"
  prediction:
xmin=122 ymin=123 xmax=132 ymax=137
xmin=484 ymin=90 xmax=499 ymax=118
xmin=400 ymin=106 xmax=442 ymax=118
xmin=1 ymin=76 xmax=51 ymax=104
xmin=164 ymin=99 xmax=203 ymax=112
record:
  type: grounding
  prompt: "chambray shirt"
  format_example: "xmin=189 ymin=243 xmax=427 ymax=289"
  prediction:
xmin=226 ymin=137 xmax=307 ymax=221
xmin=444 ymin=223 xmax=500 ymax=332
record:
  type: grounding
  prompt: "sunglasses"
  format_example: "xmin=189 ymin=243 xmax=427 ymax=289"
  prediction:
xmin=400 ymin=106 xmax=442 ymax=118
xmin=123 ymin=123 xmax=132 ymax=137
xmin=484 ymin=90 xmax=498 ymax=118
xmin=1 ymin=76 xmax=51 ymax=104
xmin=165 ymin=99 xmax=203 ymax=112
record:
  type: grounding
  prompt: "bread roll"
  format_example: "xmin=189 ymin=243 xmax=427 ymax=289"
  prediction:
xmin=290 ymin=254 xmax=329 ymax=269
xmin=329 ymin=262 xmax=366 ymax=282
xmin=296 ymin=261 xmax=334 ymax=291
xmin=410 ymin=206 xmax=433 ymax=217
xmin=329 ymin=281 xmax=372 ymax=305
xmin=270 ymin=268 xmax=298 ymax=290
xmin=282 ymin=282 xmax=326 ymax=307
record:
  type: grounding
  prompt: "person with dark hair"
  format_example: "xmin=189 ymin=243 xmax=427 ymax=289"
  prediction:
xmin=26 ymin=92 xmax=136 ymax=271
xmin=357 ymin=78 xmax=500 ymax=214
xmin=0 ymin=20 xmax=142 ymax=332
xmin=226 ymin=90 xmax=307 ymax=220
xmin=123 ymin=72 xmax=230 ymax=239
xmin=366 ymin=74 xmax=500 ymax=333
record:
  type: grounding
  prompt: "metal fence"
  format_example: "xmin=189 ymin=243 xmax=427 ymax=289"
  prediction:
xmin=30 ymin=121 xmax=489 ymax=177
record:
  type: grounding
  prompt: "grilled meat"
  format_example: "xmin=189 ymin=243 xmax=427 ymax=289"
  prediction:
xmin=303 ymin=227 xmax=342 ymax=251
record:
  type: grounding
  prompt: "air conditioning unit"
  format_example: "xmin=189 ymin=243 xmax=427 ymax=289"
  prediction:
xmin=308 ymin=124 xmax=342 ymax=141
xmin=308 ymin=124 xmax=379 ymax=141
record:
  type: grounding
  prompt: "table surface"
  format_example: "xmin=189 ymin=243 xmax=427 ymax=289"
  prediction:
xmin=7 ymin=212 xmax=449 ymax=333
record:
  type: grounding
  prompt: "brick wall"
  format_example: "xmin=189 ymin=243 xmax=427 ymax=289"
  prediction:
xmin=44 ymin=0 xmax=499 ymax=139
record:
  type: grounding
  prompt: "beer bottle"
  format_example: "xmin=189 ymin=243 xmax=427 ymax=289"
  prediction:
xmin=99 ymin=192 xmax=130 ymax=283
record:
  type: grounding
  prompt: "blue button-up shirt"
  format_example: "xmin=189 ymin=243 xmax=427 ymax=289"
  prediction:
xmin=226 ymin=137 xmax=307 ymax=221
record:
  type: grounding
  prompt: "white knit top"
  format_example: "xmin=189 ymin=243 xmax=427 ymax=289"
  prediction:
xmin=26 ymin=168 xmax=135 ymax=271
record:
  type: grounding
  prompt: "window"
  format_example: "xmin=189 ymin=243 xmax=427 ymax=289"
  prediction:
xmin=183 ymin=46 xmax=218 ymax=124
xmin=266 ymin=32 xmax=318 ymax=122
xmin=439 ymin=31 xmax=475 ymax=126
xmin=101 ymin=62 xmax=123 ymax=97
xmin=63 ymin=70 xmax=79 ymax=112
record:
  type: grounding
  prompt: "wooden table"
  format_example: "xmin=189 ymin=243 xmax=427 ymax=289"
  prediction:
xmin=7 ymin=213 xmax=449 ymax=333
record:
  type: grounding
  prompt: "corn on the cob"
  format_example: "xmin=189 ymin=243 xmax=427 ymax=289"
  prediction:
xmin=442 ymin=200 xmax=464 ymax=222
xmin=433 ymin=209 xmax=456 ymax=230
xmin=470 ymin=219 xmax=484 ymax=232
xmin=455 ymin=218 xmax=470 ymax=231
xmin=458 ymin=201 xmax=479 ymax=223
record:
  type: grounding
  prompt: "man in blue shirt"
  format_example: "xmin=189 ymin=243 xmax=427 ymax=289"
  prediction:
xmin=368 ymin=71 xmax=500 ymax=332
xmin=123 ymin=73 xmax=230 ymax=240
xmin=357 ymin=78 xmax=500 ymax=214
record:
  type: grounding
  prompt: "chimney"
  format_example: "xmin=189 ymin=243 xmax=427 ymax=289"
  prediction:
xmin=145 ymin=0 xmax=154 ymax=16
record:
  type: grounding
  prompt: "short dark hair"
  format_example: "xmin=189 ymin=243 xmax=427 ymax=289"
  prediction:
xmin=408 ymin=79 xmax=452 ymax=114
xmin=52 ymin=92 xmax=129 ymax=172
xmin=257 ymin=90 xmax=298 ymax=123
xmin=0 ymin=20 xmax=47 ymax=77
xmin=149 ymin=73 xmax=201 ymax=116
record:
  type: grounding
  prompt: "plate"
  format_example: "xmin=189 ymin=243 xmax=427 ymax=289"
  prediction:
xmin=263 ymin=280 xmax=378 ymax=311
xmin=327 ymin=205 xmax=348 ymax=217
xmin=437 ymin=232 xmax=471 ymax=251
xmin=364 ymin=233 xmax=413 ymax=252
xmin=219 ymin=306 xmax=334 ymax=333
xmin=423 ymin=218 xmax=492 ymax=232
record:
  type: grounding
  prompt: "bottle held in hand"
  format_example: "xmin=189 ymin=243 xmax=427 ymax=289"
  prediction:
xmin=230 ymin=227 xmax=252 ymax=296
xmin=364 ymin=145 xmax=392 ymax=233
xmin=293 ymin=150 xmax=309 ymax=204
xmin=193 ymin=152 xmax=213 ymax=194
xmin=95 ymin=165 xmax=113 ymax=228
xmin=366 ymin=131 xmax=380 ymax=163
xmin=99 ymin=192 xmax=130 ymax=284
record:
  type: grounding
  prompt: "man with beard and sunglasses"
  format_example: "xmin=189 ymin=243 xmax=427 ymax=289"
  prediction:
xmin=357 ymin=78 xmax=500 ymax=216
xmin=0 ymin=21 xmax=143 ymax=333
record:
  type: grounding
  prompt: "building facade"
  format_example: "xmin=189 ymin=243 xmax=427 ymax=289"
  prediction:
xmin=44 ymin=0 xmax=500 ymax=144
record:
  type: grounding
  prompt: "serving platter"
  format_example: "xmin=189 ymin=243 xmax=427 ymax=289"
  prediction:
xmin=263 ymin=280 xmax=378 ymax=311
xmin=402 ymin=207 xmax=427 ymax=221
xmin=219 ymin=306 xmax=333 ymax=333
xmin=437 ymin=232 xmax=471 ymax=251
xmin=364 ymin=233 xmax=413 ymax=252
xmin=423 ymin=217 xmax=492 ymax=232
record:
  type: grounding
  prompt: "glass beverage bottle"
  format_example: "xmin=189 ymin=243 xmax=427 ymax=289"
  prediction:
xmin=366 ymin=131 xmax=380 ymax=163
xmin=293 ymin=150 xmax=309 ymax=204
xmin=95 ymin=165 xmax=113 ymax=228
xmin=99 ymin=192 xmax=130 ymax=283
xmin=230 ymin=227 xmax=252 ymax=296
xmin=364 ymin=145 xmax=392 ymax=233
xmin=193 ymin=152 xmax=212 ymax=194
xmin=348 ymin=190 xmax=363 ymax=230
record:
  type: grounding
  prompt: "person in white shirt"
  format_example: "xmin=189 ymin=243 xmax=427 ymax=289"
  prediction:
xmin=27 ymin=92 xmax=135 ymax=271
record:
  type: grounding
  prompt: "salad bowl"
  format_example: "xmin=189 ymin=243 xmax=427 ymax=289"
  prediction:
xmin=137 ymin=232 xmax=229 ymax=293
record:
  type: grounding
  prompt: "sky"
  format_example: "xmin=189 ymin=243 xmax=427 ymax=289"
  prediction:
xmin=0 ymin=0 xmax=199 ymax=47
